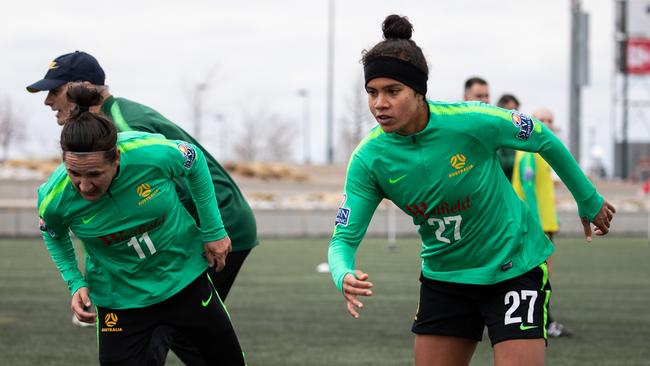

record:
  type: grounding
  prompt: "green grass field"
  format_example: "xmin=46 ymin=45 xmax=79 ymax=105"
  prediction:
xmin=1 ymin=236 xmax=649 ymax=365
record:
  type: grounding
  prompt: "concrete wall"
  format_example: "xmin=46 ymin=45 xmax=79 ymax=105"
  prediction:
xmin=2 ymin=178 xmax=645 ymax=238
xmin=3 ymin=202 xmax=647 ymax=238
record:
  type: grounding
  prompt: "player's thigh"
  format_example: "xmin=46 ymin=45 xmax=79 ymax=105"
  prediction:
xmin=480 ymin=263 xmax=551 ymax=346
xmin=207 ymin=248 xmax=251 ymax=300
xmin=414 ymin=335 xmax=477 ymax=366
xmin=412 ymin=274 xmax=484 ymax=342
xmin=96 ymin=305 xmax=161 ymax=366
xmin=167 ymin=272 xmax=245 ymax=365
xmin=493 ymin=339 xmax=545 ymax=366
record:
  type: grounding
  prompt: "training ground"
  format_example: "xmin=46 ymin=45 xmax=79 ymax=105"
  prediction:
xmin=0 ymin=237 xmax=648 ymax=365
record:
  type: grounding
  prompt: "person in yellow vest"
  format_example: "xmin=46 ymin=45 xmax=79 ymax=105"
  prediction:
xmin=512 ymin=107 xmax=572 ymax=338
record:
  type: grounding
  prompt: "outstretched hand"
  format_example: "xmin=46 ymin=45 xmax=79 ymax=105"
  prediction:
xmin=342 ymin=270 xmax=373 ymax=319
xmin=581 ymin=200 xmax=616 ymax=242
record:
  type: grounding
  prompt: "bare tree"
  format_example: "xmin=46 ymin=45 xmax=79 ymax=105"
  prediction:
xmin=232 ymin=113 xmax=261 ymax=161
xmin=232 ymin=109 xmax=296 ymax=162
xmin=0 ymin=96 xmax=25 ymax=163
xmin=265 ymin=115 xmax=296 ymax=162
xmin=338 ymin=77 xmax=370 ymax=161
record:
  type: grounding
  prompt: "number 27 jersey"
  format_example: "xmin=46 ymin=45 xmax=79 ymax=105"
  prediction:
xmin=328 ymin=101 xmax=603 ymax=291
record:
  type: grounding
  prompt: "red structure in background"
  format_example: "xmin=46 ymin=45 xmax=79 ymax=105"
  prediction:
xmin=628 ymin=38 xmax=650 ymax=74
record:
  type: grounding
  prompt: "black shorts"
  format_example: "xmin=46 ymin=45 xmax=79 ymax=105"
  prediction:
xmin=96 ymin=272 xmax=245 ymax=365
xmin=171 ymin=249 xmax=252 ymax=365
xmin=412 ymin=263 xmax=551 ymax=346
xmin=207 ymin=248 xmax=252 ymax=301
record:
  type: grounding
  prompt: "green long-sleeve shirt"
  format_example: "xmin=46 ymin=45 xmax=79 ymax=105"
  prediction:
xmin=38 ymin=132 xmax=226 ymax=309
xmin=328 ymin=101 xmax=603 ymax=291
xmin=101 ymin=96 xmax=257 ymax=251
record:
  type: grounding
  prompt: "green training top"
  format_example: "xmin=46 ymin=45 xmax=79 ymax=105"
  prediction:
xmin=101 ymin=96 xmax=258 ymax=251
xmin=38 ymin=131 xmax=226 ymax=309
xmin=328 ymin=101 xmax=603 ymax=291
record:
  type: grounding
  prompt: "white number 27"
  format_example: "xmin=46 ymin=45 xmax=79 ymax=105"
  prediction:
xmin=504 ymin=290 xmax=538 ymax=325
xmin=427 ymin=215 xmax=462 ymax=243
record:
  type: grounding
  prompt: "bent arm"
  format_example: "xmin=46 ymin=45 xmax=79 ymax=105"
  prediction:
xmin=178 ymin=143 xmax=227 ymax=242
xmin=328 ymin=156 xmax=382 ymax=292
xmin=474 ymin=105 xmax=603 ymax=221
xmin=41 ymin=228 xmax=87 ymax=296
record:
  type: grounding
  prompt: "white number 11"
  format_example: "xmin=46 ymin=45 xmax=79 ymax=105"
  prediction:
xmin=127 ymin=232 xmax=156 ymax=259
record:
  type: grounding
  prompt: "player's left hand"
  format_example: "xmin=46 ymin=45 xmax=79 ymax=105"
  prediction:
xmin=71 ymin=287 xmax=95 ymax=324
xmin=204 ymin=236 xmax=232 ymax=272
xmin=581 ymin=199 xmax=616 ymax=242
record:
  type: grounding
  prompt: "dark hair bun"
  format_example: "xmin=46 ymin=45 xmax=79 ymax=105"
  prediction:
xmin=66 ymin=83 xmax=103 ymax=110
xmin=382 ymin=14 xmax=413 ymax=40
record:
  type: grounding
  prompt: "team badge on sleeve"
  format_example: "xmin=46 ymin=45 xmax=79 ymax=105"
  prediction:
xmin=335 ymin=194 xmax=351 ymax=226
xmin=38 ymin=216 xmax=56 ymax=238
xmin=512 ymin=111 xmax=534 ymax=140
xmin=177 ymin=143 xmax=196 ymax=169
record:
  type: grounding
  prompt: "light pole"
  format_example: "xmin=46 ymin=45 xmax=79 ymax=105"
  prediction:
xmin=298 ymin=89 xmax=311 ymax=165
xmin=214 ymin=113 xmax=227 ymax=161
xmin=193 ymin=82 xmax=208 ymax=142
xmin=325 ymin=0 xmax=335 ymax=164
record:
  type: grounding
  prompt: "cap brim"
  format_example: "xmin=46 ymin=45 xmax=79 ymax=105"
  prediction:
xmin=26 ymin=79 xmax=67 ymax=93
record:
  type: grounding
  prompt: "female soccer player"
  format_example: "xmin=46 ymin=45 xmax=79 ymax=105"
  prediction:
xmin=38 ymin=85 xmax=245 ymax=365
xmin=328 ymin=14 xmax=615 ymax=366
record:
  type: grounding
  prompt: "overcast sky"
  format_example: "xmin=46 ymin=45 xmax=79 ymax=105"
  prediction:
xmin=1 ymin=0 xmax=629 ymax=172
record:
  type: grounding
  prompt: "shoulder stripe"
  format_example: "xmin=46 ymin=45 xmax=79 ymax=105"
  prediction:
xmin=110 ymin=102 xmax=133 ymax=132
xmin=350 ymin=127 xmax=384 ymax=158
xmin=38 ymin=175 xmax=71 ymax=216
xmin=118 ymin=137 xmax=177 ymax=153
xmin=428 ymin=102 xmax=511 ymax=120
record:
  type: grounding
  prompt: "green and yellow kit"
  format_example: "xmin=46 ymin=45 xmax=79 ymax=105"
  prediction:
xmin=329 ymin=101 xmax=602 ymax=291
xmin=101 ymin=96 xmax=257 ymax=252
xmin=512 ymin=151 xmax=559 ymax=232
xmin=38 ymin=131 xmax=226 ymax=309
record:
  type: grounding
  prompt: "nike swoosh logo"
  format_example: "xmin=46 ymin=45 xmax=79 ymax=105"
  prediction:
xmin=201 ymin=291 xmax=213 ymax=307
xmin=389 ymin=175 xmax=407 ymax=184
xmin=519 ymin=324 xmax=539 ymax=331
xmin=81 ymin=213 xmax=99 ymax=224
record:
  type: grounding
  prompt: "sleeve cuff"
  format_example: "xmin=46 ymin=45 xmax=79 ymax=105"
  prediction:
xmin=202 ymin=227 xmax=228 ymax=243
xmin=577 ymin=191 xmax=604 ymax=222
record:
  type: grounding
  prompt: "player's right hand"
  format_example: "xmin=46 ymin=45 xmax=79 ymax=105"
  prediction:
xmin=342 ymin=270 xmax=373 ymax=319
xmin=71 ymin=287 xmax=95 ymax=324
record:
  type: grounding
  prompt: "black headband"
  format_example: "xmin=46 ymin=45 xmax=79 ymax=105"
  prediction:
xmin=364 ymin=56 xmax=428 ymax=95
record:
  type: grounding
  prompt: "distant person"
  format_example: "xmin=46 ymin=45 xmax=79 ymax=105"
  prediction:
xmin=37 ymin=85 xmax=245 ymax=365
xmin=27 ymin=51 xmax=257 ymax=363
xmin=463 ymin=76 xmax=490 ymax=103
xmin=328 ymin=14 xmax=615 ymax=366
xmin=512 ymin=107 xmax=573 ymax=338
xmin=496 ymin=94 xmax=521 ymax=181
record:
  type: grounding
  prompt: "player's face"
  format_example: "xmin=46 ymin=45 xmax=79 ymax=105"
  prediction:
xmin=366 ymin=77 xmax=424 ymax=135
xmin=44 ymin=83 xmax=74 ymax=126
xmin=464 ymin=83 xmax=490 ymax=104
xmin=501 ymin=101 xmax=519 ymax=111
xmin=536 ymin=112 xmax=555 ymax=132
xmin=64 ymin=151 xmax=120 ymax=201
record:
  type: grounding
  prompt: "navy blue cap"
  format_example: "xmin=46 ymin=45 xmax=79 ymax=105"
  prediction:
xmin=26 ymin=51 xmax=105 ymax=93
